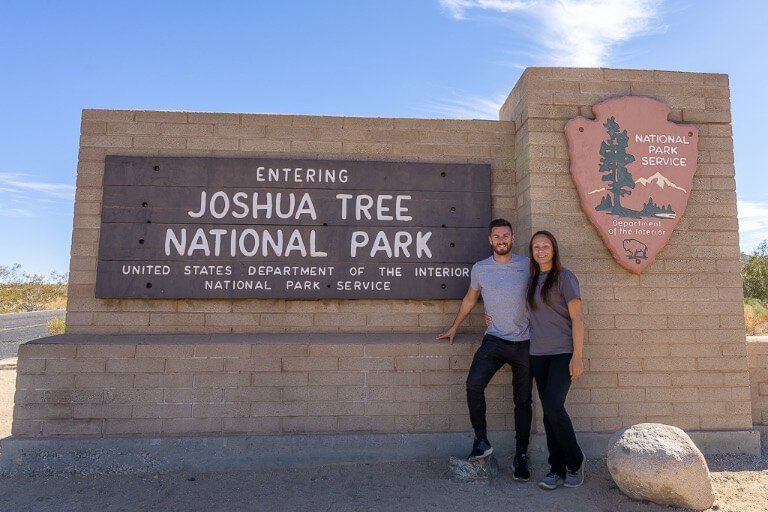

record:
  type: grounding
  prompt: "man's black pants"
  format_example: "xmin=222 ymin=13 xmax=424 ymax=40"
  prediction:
xmin=530 ymin=353 xmax=584 ymax=476
xmin=466 ymin=334 xmax=533 ymax=454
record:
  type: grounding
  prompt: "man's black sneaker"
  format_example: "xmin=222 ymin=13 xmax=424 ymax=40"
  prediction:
xmin=467 ymin=437 xmax=493 ymax=461
xmin=512 ymin=452 xmax=531 ymax=481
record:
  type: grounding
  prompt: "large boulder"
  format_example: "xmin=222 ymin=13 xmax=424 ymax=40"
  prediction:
xmin=606 ymin=423 xmax=714 ymax=510
xmin=446 ymin=455 xmax=499 ymax=482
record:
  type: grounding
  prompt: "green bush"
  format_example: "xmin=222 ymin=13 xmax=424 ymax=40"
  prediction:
xmin=742 ymin=240 xmax=768 ymax=301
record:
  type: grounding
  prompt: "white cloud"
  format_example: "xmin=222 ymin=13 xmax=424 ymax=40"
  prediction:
xmin=431 ymin=1 xmax=663 ymax=119
xmin=738 ymin=200 xmax=768 ymax=253
xmin=0 ymin=173 xmax=75 ymax=201
xmin=420 ymin=91 xmax=509 ymax=119
xmin=439 ymin=0 xmax=663 ymax=67
xmin=536 ymin=0 xmax=663 ymax=66
xmin=0 ymin=173 xmax=75 ymax=219
xmin=440 ymin=0 xmax=534 ymax=19
xmin=0 ymin=207 xmax=34 ymax=218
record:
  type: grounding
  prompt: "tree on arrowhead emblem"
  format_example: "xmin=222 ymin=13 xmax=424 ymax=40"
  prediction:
xmin=598 ymin=116 xmax=640 ymax=218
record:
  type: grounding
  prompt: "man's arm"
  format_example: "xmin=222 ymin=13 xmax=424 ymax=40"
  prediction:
xmin=436 ymin=287 xmax=481 ymax=344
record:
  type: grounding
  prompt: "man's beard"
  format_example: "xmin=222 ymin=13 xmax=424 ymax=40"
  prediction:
xmin=493 ymin=244 xmax=511 ymax=256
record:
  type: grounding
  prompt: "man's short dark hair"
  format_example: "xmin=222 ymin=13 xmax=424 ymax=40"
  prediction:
xmin=488 ymin=218 xmax=513 ymax=234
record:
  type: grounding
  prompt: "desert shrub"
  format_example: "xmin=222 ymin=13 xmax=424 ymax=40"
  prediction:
xmin=0 ymin=264 xmax=68 ymax=313
xmin=745 ymin=297 xmax=767 ymax=315
xmin=744 ymin=299 xmax=768 ymax=336
xmin=47 ymin=316 xmax=66 ymax=335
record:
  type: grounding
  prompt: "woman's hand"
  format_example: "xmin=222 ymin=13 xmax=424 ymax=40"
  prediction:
xmin=484 ymin=314 xmax=492 ymax=327
xmin=569 ymin=354 xmax=584 ymax=381
xmin=566 ymin=298 xmax=585 ymax=381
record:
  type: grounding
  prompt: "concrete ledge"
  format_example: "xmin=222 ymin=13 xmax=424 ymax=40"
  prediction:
xmin=0 ymin=428 xmax=761 ymax=476
xmin=23 ymin=332 xmax=481 ymax=346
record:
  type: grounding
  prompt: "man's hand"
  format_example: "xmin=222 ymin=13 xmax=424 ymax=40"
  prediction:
xmin=436 ymin=326 xmax=459 ymax=344
xmin=484 ymin=314 xmax=492 ymax=327
xmin=437 ymin=287 xmax=480 ymax=345
xmin=569 ymin=355 xmax=584 ymax=381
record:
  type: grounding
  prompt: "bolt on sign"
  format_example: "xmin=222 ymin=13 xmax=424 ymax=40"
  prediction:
xmin=565 ymin=97 xmax=699 ymax=273
xmin=95 ymin=156 xmax=491 ymax=299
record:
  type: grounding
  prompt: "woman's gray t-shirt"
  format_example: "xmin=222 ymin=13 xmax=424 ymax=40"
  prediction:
xmin=529 ymin=268 xmax=581 ymax=356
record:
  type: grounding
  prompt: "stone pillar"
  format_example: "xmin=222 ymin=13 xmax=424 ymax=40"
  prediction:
xmin=502 ymin=67 xmax=750 ymax=433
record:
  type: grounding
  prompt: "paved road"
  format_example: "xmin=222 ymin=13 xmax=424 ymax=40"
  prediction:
xmin=0 ymin=310 xmax=63 ymax=359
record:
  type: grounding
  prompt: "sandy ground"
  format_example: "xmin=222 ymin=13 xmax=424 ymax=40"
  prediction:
xmin=0 ymin=363 xmax=766 ymax=512
xmin=0 ymin=359 xmax=16 ymax=439
xmin=0 ymin=456 xmax=765 ymax=512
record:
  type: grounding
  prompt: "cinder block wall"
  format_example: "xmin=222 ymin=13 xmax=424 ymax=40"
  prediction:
xmin=748 ymin=341 xmax=768 ymax=425
xmin=67 ymin=113 xmax=514 ymax=335
xmin=12 ymin=337 xmax=514 ymax=437
xmin=501 ymin=68 xmax=750 ymax=432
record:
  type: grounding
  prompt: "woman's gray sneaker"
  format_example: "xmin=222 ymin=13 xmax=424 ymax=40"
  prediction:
xmin=538 ymin=471 xmax=564 ymax=490
xmin=467 ymin=437 xmax=493 ymax=461
xmin=563 ymin=453 xmax=585 ymax=487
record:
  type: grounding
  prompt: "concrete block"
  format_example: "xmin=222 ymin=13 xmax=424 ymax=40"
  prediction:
xmin=45 ymin=358 xmax=106 ymax=374
xmin=106 ymin=358 xmax=164 ymax=373
xmin=161 ymin=417 xmax=222 ymax=435
xmin=281 ymin=417 xmax=339 ymax=433
xmin=251 ymin=372 xmax=307 ymax=387
xmin=224 ymin=357 xmax=282 ymax=372
xmin=132 ymin=135 xmax=187 ymax=150
xmin=193 ymin=373 xmax=250 ymax=388
xmin=135 ymin=111 xmax=188 ymax=123
xmin=223 ymin=387 xmax=282 ymax=403
xmin=308 ymin=371 xmax=364 ymax=386
xmin=282 ymin=356 xmax=338 ymax=372
xmin=192 ymin=403 xmax=250 ymax=418
xmin=104 ymin=418 xmax=162 ymax=435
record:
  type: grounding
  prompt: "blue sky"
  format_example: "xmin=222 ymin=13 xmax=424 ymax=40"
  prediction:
xmin=1 ymin=0 xmax=766 ymax=276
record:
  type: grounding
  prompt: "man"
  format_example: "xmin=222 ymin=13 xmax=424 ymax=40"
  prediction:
xmin=437 ymin=218 xmax=532 ymax=482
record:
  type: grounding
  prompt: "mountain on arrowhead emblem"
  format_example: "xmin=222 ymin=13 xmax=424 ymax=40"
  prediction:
xmin=634 ymin=172 xmax=687 ymax=193
xmin=565 ymin=96 xmax=699 ymax=274
xmin=591 ymin=172 xmax=687 ymax=195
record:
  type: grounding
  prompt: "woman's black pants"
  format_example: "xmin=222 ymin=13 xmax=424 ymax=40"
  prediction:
xmin=530 ymin=353 xmax=584 ymax=476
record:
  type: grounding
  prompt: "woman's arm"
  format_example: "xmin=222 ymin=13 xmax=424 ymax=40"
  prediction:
xmin=567 ymin=298 xmax=584 ymax=380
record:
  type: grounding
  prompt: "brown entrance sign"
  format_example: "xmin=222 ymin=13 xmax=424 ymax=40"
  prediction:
xmin=95 ymin=156 xmax=491 ymax=299
xmin=565 ymin=97 xmax=699 ymax=273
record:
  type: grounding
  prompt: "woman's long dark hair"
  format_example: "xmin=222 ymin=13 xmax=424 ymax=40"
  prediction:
xmin=527 ymin=230 xmax=561 ymax=309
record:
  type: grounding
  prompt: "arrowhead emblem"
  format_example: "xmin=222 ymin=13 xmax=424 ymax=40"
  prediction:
xmin=565 ymin=96 xmax=698 ymax=274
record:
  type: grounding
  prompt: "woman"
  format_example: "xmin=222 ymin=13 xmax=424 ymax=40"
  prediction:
xmin=527 ymin=230 xmax=585 ymax=490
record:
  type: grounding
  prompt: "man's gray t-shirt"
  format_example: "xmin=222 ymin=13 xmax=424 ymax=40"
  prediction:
xmin=470 ymin=254 xmax=530 ymax=342
xmin=529 ymin=268 xmax=581 ymax=356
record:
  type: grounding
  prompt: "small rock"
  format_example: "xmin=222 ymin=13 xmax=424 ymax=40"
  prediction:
xmin=606 ymin=423 xmax=714 ymax=510
xmin=446 ymin=456 xmax=500 ymax=482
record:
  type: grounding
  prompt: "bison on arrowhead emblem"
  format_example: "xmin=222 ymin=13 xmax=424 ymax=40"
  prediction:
xmin=565 ymin=96 xmax=698 ymax=274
